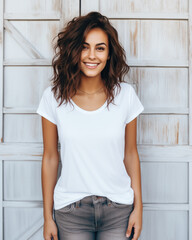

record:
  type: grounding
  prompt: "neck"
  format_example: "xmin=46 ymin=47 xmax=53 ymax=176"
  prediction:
xmin=79 ymin=73 xmax=105 ymax=92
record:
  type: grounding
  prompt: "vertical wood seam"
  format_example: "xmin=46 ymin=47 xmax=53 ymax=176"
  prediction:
xmin=189 ymin=1 xmax=192 ymax=239
xmin=0 ymin=160 xmax=3 ymax=240
xmin=0 ymin=0 xmax=4 ymax=144
xmin=189 ymin=0 xmax=192 ymax=146
xmin=0 ymin=0 xmax=3 ymax=238
xmin=189 ymin=162 xmax=192 ymax=240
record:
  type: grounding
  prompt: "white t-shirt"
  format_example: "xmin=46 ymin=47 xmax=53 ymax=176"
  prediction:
xmin=36 ymin=81 xmax=144 ymax=210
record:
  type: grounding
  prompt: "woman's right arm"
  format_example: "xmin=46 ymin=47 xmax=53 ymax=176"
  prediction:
xmin=41 ymin=117 xmax=59 ymax=240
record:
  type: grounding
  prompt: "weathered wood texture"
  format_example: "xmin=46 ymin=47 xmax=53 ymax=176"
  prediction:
xmin=0 ymin=0 xmax=192 ymax=239
xmin=0 ymin=0 xmax=79 ymax=239
xmin=80 ymin=1 xmax=191 ymax=240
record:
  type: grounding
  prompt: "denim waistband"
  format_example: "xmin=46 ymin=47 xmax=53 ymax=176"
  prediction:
xmin=75 ymin=195 xmax=112 ymax=208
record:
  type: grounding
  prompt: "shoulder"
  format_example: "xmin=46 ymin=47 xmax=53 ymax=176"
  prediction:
xmin=118 ymin=81 xmax=133 ymax=96
xmin=42 ymin=85 xmax=57 ymax=103
xmin=121 ymin=81 xmax=133 ymax=89
xmin=43 ymin=85 xmax=53 ymax=97
xmin=40 ymin=86 xmax=60 ymax=110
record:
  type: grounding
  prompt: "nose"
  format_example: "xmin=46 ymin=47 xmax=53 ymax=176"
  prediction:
xmin=88 ymin=48 xmax=96 ymax=60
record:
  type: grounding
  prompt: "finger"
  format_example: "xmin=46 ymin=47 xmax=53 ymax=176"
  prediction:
xmin=132 ymin=227 xmax=140 ymax=240
xmin=126 ymin=222 xmax=134 ymax=238
xmin=53 ymin=234 xmax=58 ymax=240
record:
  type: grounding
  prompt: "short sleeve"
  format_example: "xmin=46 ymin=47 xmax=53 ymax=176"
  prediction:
xmin=126 ymin=85 xmax=144 ymax=124
xmin=36 ymin=86 xmax=57 ymax=125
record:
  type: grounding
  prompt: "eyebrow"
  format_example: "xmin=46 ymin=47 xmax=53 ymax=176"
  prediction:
xmin=83 ymin=42 xmax=107 ymax=47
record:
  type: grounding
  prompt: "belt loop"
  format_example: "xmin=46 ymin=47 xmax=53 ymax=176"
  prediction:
xmin=75 ymin=199 xmax=81 ymax=208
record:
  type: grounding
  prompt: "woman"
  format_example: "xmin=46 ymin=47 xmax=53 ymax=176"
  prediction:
xmin=36 ymin=11 xmax=144 ymax=240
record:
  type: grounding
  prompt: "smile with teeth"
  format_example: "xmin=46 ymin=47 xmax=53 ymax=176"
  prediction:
xmin=84 ymin=62 xmax=99 ymax=69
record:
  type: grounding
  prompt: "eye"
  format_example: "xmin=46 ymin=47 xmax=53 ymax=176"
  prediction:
xmin=97 ymin=47 xmax=105 ymax=51
xmin=82 ymin=45 xmax=88 ymax=50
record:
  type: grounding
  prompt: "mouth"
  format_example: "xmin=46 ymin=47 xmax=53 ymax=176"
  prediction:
xmin=84 ymin=62 xmax=100 ymax=69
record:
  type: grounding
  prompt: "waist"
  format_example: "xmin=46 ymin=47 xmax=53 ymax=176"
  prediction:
xmin=76 ymin=195 xmax=111 ymax=207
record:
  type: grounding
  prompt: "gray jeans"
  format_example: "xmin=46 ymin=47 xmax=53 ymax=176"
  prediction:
xmin=53 ymin=195 xmax=134 ymax=240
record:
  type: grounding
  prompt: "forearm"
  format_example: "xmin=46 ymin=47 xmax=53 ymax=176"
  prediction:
xmin=124 ymin=151 xmax=143 ymax=210
xmin=42 ymin=156 xmax=59 ymax=221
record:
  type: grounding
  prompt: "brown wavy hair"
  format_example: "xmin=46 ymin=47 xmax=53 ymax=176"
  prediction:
xmin=50 ymin=11 xmax=130 ymax=109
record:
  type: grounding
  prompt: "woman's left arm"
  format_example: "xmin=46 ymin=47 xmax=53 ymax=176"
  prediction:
xmin=124 ymin=117 xmax=143 ymax=240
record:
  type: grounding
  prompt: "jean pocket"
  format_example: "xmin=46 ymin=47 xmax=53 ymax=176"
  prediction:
xmin=56 ymin=203 xmax=75 ymax=213
xmin=111 ymin=201 xmax=134 ymax=209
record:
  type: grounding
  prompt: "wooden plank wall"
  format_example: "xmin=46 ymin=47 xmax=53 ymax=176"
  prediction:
xmin=81 ymin=0 xmax=192 ymax=239
xmin=0 ymin=0 xmax=79 ymax=239
xmin=0 ymin=0 xmax=191 ymax=239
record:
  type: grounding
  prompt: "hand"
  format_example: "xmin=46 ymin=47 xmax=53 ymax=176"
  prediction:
xmin=44 ymin=218 xmax=58 ymax=240
xmin=126 ymin=206 xmax=143 ymax=240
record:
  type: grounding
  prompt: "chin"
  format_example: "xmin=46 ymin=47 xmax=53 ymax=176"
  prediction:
xmin=81 ymin=71 xmax=100 ymax=78
xmin=84 ymin=74 xmax=100 ymax=78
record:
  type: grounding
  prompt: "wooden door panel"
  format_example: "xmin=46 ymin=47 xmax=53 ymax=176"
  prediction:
xmin=140 ymin=210 xmax=188 ymax=240
xmin=4 ymin=21 xmax=60 ymax=59
xmin=140 ymin=115 xmax=188 ymax=145
xmin=4 ymin=66 xmax=53 ymax=107
xmin=4 ymin=208 xmax=43 ymax=240
xmin=110 ymin=20 xmax=188 ymax=63
xmin=141 ymin=162 xmax=188 ymax=203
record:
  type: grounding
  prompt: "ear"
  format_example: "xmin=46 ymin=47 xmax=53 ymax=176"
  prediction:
xmin=107 ymin=55 xmax=110 ymax=60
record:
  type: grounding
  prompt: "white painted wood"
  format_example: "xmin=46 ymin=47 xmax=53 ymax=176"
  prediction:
xmin=0 ymin=0 xmax=4 ymax=146
xmin=4 ymin=66 xmax=53 ymax=108
xmin=80 ymin=0 xmax=99 ymax=15
xmin=138 ymin=145 xmax=192 ymax=162
xmin=4 ymin=161 xmax=61 ymax=201
xmin=4 ymin=21 xmax=60 ymax=60
xmin=141 ymin=20 xmax=188 ymax=62
xmin=4 ymin=20 xmax=43 ymax=58
xmin=1 ymin=1 xmax=80 ymax=238
xmin=109 ymin=13 xmax=189 ymax=20
xmin=140 ymin=107 xmax=188 ymax=114
xmin=60 ymin=0 xmax=79 ymax=29
xmin=110 ymin=20 xmax=188 ymax=64
xmin=0 ymin=143 xmax=60 ymax=158
xmin=0 ymin=1 xmax=3 ymax=240
xmin=4 ymin=0 xmax=61 ymax=14
xmin=189 ymin=162 xmax=192 ymax=240
xmin=127 ymin=59 xmax=189 ymax=67
xmin=189 ymin=0 xmax=192 ymax=148
xmin=3 ymin=201 xmax=43 ymax=207
xmin=140 ymin=115 xmax=188 ymax=145
xmin=140 ymin=210 xmax=188 ymax=240
xmin=4 ymin=107 xmax=48 ymax=113
xmin=99 ymin=0 xmax=188 ymax=15
xmin=4 ymin=59 xmax=51 ymax=65
xmin=139 ymin=68 xmax=188 ymax=108
xmin=81 ymin=0 xmax=189 ymax=19
xmin=4 ymin=13 xmax=60 ymax=20
xmin=4 ymin=114 xmax=41 ymax=143
xmin=141 ymin=162 xmax=188 ymax=203
xmin=143 ymin=203 xmax=189 ymax=211
xmin=4 ymin=161 xmax=42 ymax=200
xmin=18 ymin=218 xmax=43 ymax=240
xmin=4 ymin=207 xmax=43 ymax=240
xmin=0 ymin=160 xmax=3 ymax=240
xmin=110 ymin=20 xmax=140 ymax=61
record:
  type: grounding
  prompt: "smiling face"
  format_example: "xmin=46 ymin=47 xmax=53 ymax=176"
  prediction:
xmin=80 ymin=28 xmax=109 ymax=79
